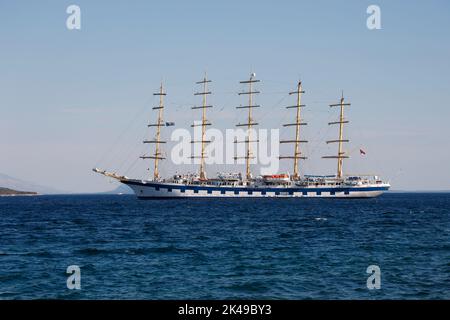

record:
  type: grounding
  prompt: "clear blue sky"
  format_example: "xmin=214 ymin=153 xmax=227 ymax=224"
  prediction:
xmin=1 ymin=0 xmax=449 ymax=192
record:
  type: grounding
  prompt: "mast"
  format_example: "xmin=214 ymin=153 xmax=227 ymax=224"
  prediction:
xmin=236 ymin=73 xmax=260 ymax=181
xmin=141 ymin=83 xmax=167 ymax=181
xmin=279 ymin=81 xmax=308 ymax=180
xmin=322 ymin=92 xmax=351 ymax=179
xmin=191 ymin=74 xmax=212 ymax=180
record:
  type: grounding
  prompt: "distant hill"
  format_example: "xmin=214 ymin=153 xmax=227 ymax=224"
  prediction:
xmin=0 ymin=173 xmax=62 ymax=195
xmin=103 ymin=184 xmax=133 ymax=195
xmin=0 ymin=187 xmax=37 ymax=196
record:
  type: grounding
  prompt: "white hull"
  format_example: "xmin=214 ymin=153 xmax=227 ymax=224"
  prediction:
xmin=122 ymin=180 xmax=389 ymax=199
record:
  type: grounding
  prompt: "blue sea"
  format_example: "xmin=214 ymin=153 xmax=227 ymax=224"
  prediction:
xmin=0 ymin=193 xmax=449 ymax=299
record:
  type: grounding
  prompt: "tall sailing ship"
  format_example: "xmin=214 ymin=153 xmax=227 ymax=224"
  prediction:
xmin=94 ymin=73 xmax=390 ymax=198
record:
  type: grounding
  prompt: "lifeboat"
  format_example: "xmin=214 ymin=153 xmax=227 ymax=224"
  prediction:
xmin=262 ymin=174 xmax=290 ymax=183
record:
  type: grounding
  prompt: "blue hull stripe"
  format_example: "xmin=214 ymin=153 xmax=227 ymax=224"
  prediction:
xmin=123 ymin=180 xmax=389 ymax=194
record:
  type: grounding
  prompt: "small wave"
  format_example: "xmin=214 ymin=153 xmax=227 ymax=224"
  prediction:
xmin=0 ymin=273 xmax=23 ymax=282
xmin=0 ymin=291 xmax=17 ymax=297
xmin=0 ymin=251 xmax=53 ymax=257
xmin=315 ymin=217 xmax=327 ymax=221
xmin=279 ymin=232 xmax=292 ymax=239
xmin=74 ymin=245 xmax=196 ymax=256
xmin=144 ymin=245 xmax=196 ymax=254
xmin=225 ymin=281 xmax=270 ymax=293
xmin=74 ymin=248 xmax=112 ymax=256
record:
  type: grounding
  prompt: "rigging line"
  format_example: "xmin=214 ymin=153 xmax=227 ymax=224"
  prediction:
xmin=117 ymin=141 xmax=145 ymax=174
xmin=115 ymin=117 xmax=150 ymax=160
xmin=278 ymin=108 xmax=294 ymax=140
xmin=214 ymin=91 xmax=239 ymax=95
xmin=167 ymin=99 xmax=195 ymax=108
xmin=124 ymin=155 xmax=141 ymax=176
xmin=216 ymin=95 xmax=234 ymax=113
xmin=309 ymin=100 xmax=340 ymax=104
xmin=237 ymin=91 xmax=291 ymax=95
xmin=116 ymin=130 xmax=148 ymax=173
xmin=306 ymin=116 xmax=333 ymax=157
xmin=263 ymin=79 xmax=297 ymax=85
xmin=94 ymin=103 xmax=150 ymax=168
xmin=347 ymin=145 xmax=364 ymax=156
xmin=258 ymin=94 xmax=290 ymax=122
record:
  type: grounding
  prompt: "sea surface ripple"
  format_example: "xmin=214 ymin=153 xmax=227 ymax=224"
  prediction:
xmin=0 ymin=193 xmax=449 ymax=299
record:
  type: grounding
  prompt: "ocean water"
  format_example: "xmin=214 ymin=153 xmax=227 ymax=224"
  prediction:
xmin=0 ymin=193 xmax=449 ymax=300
